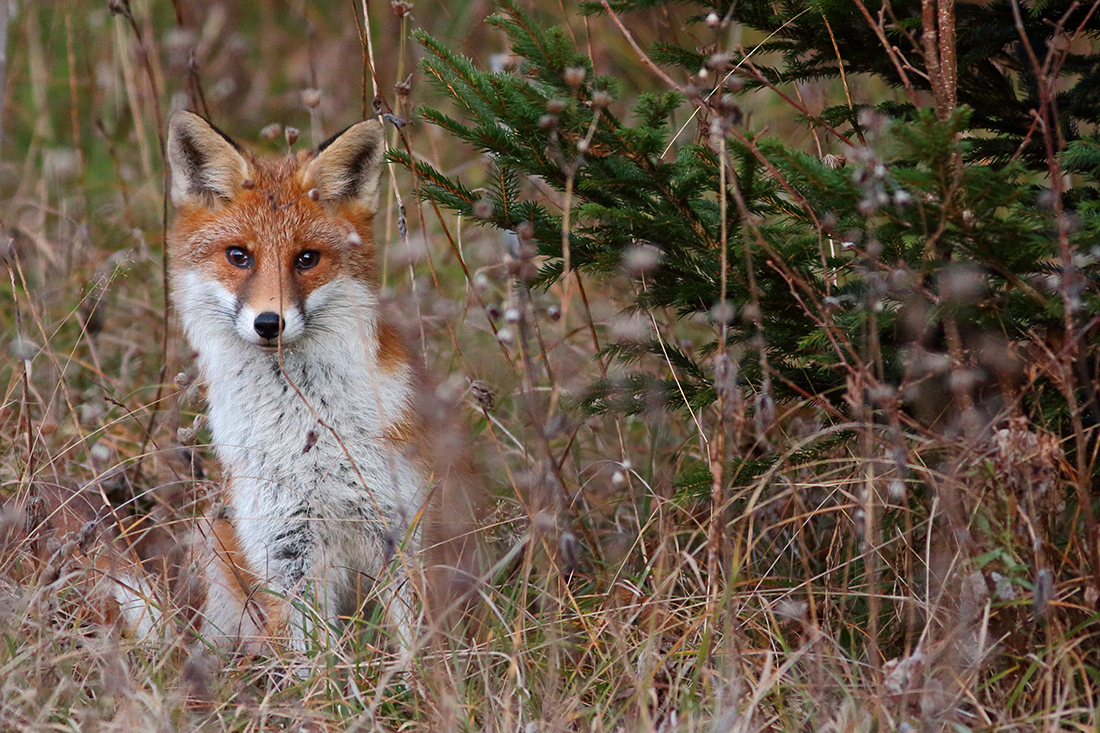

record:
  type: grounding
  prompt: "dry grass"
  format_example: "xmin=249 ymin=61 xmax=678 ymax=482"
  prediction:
xmin=1 ymin=1 xmax=1098 ymax=731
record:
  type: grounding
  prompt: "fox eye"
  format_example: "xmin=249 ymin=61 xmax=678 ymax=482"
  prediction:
xmin=226 ymin=246 xmax=252 ymax=269
xmin=295 ymin=250 xmax=321 ymax=271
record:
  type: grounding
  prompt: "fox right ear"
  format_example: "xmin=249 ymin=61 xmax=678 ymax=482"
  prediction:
xmin=167 ymin=111 xmax=250 ymax=207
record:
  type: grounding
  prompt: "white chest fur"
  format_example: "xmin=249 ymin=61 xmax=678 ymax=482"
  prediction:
xmin=176 ymin=272 xmax=423 ymax=598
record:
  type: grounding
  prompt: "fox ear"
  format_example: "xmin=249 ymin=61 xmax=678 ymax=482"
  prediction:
xmin=303 ymin=120 xmax=386 ymax=212
xmin=167 ymin=111 xmax=250 ymax=207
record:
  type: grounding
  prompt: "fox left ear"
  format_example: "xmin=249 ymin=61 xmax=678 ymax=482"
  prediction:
xmin=303 ymin=120 xmax=386 ymax=212
xmin=167 ymin=111 xmax=250 ymax=208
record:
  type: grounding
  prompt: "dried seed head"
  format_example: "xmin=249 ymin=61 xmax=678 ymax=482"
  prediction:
xmin=90 ymin=442 xmax=112 ymax=465
xmin=496 ymin=326 xmax=514 ymax=344
xmin=741 ymin=302 xmax=761 ymax=324
xmin=857 ymin=108 xmax=887 ymax=133
xmin=346 ymin=230 xmax=363 ymax=247
xmin=723 ymin=76 xmax=744 ymax=94
xmin=717 ymin=95 xmax=743 ymax=124
xmin=307 ymin=188 xmax=320 ymax=201
xmin=711 ymin=300 xmax=735 ymax=324
xmin=564 ymin=66 xmax=586 ymax=88
xmin=174 ymin=372 xmax=193 ymax=389
xmin=546 ymin=98 xmax=567 ymax=114
xmin=610 ymin=313 xmax=650 ymax=344
xmin=503 ymin=308 xmax=521 ymax=324
xmin=705 ymin=12 xmax=720 ymax=28
xmin=560 ymin=531 xmax=583 ymax=571
xmin=754 ymin=389 xmax=775 ymax=440
xmin=538 ymin=114 xmax=557 ymax=131
xmin=546 ymin=304 xmax=561 ymax=321
xmin=394 ymin=74 xmax=412 ymax=99
xmin=705 ymin=53 xmax=732 ymax=72
xmin=301 ymin=88 xmax=322 ymax=109
xmin=261 ymin=122 xmax=282 ymax=141
xmin=470 ymin=380 xmax=495 ymax=410
xmin=776 ymin=599 xmax=807 ymax=622
xmin=177 ymin=426 xmax=197 ymax=446
xmin=591 ymin=90 xmax=611 ymax=109
xmin=474 ymin=195 xmax=494 ymax=220
xmin=515 ymin=221 xmax=536 ymax=249
xmin=285 ymin=126 xmax=300 ymax=146
xmin=621 ymin=243 xmax=664 ymax=276
xmin=391 ymin=0 xmax=413 ymax=17
xmin=508 ymin=259 xmax=539 ymax=281
xmin=714 ymin=352 xmax=739 ymax=406
xmin=77 ymin=518 xmax=99 ymax=554
xmin=9 ymin=335 xmax=37 ymax=362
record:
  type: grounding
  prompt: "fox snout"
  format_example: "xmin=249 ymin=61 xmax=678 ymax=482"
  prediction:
xmin=253 ymin=311 xmax=284 ymax=340
xmin=236 ymin=301 xmax=304 ymax=347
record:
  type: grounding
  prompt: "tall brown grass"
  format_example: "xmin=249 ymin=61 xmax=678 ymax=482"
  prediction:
xmin=0 ymin=1 xmax=1097 ymax=731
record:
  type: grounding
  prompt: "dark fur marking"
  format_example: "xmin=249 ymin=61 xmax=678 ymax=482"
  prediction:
xmin=314 ymin=124 xmax=379 ymax=200
xmin=177 ymin=134 xmax=208 ymax=194
xmin=340 ymin=144 xmax=376 ymax=199
xmin=271 ymin=524 xmax=313 ymax=586
xmin=175 ymin=115 xmax=242 ymax=199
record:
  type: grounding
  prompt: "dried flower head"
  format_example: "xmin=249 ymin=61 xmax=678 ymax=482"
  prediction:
xmin=261 ymin=122 xmax=282 ymax=141
xmin=564 ymin=66 xmax=586 ymax=89
xmin=474 ymin=195 xmax=494 ymax=220
xmin=301 ymin=88 xmax=322 ymax=109
xmin=621 ymin=243 xmax=664 ymax=276
xmin=470 ymin=380 xmax=495 ymax=410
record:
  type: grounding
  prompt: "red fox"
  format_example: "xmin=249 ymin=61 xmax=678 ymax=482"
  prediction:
xmin=165 ymin=111 xmax=478 ymax=655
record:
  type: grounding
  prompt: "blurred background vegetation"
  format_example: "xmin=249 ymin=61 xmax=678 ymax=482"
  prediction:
xmin=3 ymin=0 xmax=1100 ymax=731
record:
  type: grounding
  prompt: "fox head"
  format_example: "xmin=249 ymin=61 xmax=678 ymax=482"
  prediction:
xmin=166 ymin=111 xmax=386 ymax=351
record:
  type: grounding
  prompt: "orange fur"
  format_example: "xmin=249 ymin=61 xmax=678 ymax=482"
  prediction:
xmin=164 ymin=111 xmax=484 ymax=654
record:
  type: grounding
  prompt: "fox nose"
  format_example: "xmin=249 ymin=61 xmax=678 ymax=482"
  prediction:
xmin=254 ymin=311 xmax=284 ymax=340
